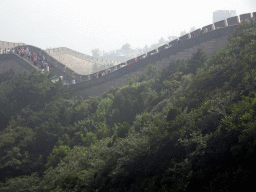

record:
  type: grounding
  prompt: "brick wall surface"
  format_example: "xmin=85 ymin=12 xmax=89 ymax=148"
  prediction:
xmin=0 ymin=54 xmax=37 ymax=74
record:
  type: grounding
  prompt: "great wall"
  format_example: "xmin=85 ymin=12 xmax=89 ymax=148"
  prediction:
xmin=0 ymin=12 xmax=255 ymax=98
xmin=45 ymin=47 xmax=120 ymax=75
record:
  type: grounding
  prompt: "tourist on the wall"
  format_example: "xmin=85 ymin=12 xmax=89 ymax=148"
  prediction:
xmin=21 ymin=47 xmax=25 ymax=57
xmin=28 ymin=51 xmax=31 ymax=62
xmin=24 ymin=51 xmax=28 ymax=59
xmin=46 ymin=64 xmax=49 ymax=72
xmin=33 ymin=55 xmax=37 ymax=66
xmin=31 ymin=52 xmax=34 ymax=63
xmin=72 ymin=78 xmax=76 ymax=84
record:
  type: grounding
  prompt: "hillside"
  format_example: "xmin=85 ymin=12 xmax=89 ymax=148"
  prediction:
xmin=0 ymin=19 xmax=256 ymax=191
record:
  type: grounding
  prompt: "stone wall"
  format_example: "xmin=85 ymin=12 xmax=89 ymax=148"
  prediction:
xmin=0 ymin=41 xmax=25 ymax=49
xmin=48 ymin=53 xmax=94 ymax=75
xmin=0 ymin=54 xmax=37 ymax=74
xmin=46 ymin=47 xmax=120 ymax=66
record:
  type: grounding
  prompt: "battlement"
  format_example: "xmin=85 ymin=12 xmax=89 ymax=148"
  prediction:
xmin=0 ymin=41 xmax=25 ymax=49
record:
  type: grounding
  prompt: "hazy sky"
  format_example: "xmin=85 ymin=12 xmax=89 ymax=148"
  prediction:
xmin=0 ymin=0 xmax=255 ymax=55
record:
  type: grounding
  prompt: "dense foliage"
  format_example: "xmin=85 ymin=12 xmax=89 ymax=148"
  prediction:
xmin=1 ymin=19 xmax=256 ymax=191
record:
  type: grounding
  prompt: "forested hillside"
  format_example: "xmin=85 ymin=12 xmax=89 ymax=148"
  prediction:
xmin=0 ymin=19 xmax=256 ymax=191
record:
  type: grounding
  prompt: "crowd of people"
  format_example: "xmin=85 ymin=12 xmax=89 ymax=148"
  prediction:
xmin=1 ymin=46 xmax=77 ymax=84
xmin=0 ymin=48 xmax=15 ymax=54
xmin=1 ymin=46 xmax=50 ymax=72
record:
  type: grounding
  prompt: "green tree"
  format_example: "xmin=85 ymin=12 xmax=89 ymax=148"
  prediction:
xmin=147 ymin=64 xmax=160 ymax=79
xmin=167 ymin=107 xmax=181 ymax=121
xmin=186 ymin=48 xmax=207 ymax=75
xmin=0 ymin=70 xmax=71 ymax=131
xmin=45 ymin=145 xmax=71 ymax=168
xmin=116 ymin=122 xmax=130 ymax=138
xmin=121 ymin=43 xmax=132 ymax=52
xmin=91 ymin=48 xmax=100 ymax=57
xmin=95 ymin=97 xmax=113 ymax=122
xmin=82 ymin=132 xmax=98 ymax=147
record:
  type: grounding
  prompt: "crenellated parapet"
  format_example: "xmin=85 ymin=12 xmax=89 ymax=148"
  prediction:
xmin=0 ymin=41 xmax=25 ymax=49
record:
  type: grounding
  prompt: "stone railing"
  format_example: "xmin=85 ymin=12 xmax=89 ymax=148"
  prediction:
xmin=0 ymin=41 xmax=25 ymax=49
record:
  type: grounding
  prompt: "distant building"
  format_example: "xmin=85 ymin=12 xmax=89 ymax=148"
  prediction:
xmin=213 ymin=10 xmax=236 ymax=23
